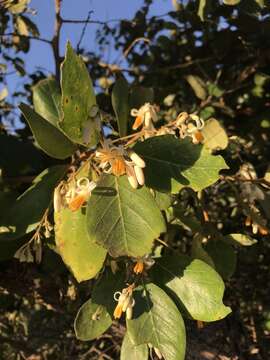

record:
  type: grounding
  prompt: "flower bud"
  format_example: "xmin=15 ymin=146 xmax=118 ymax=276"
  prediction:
xmin=134 ymin=166 xmax=145 ymax=186
xmin=129 ymin=151 xmax=145 ymax=168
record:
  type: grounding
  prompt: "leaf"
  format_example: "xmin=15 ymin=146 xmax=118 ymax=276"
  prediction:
xmin=112 ymin=77 xmax=129 ymax=137
xmin=33 ymin=77 xmax=61 ymax=126
xmin=151 ymin=255 xmax=231 ymax=322
xmin=92 ymin=268 xmax=126 ymax=317
xmin=224 ymin=233 xmax=257 ymax=246
xmin=0 ymin=166 xmax=66 ymax=242
xmin=134 ymin=135 xmax=228 ymax=193
xmin=0 ymin=87 xmax=8 ymax=101
xmin=0 ymin=134 xmax=45 ymax=176
xmin=20 ymin=103 xmax=76 ymax=159
xmin=87 ymin=175 xmax=166 ymax=257
xmin=16 ymin=16 xmax=29 ymax=36
xmin=185 ymin=75 xmax=207 ymax=100
xmin=129 ymin=86 xmax=154 ymax=110
xmin=151 ymin=190 xmax=173 ymax=210
xmin=198 ymin=0 xmax=207 ymax=21
xmin=74 ymin=299 xmax=112 ymax=341
xmin=191 ymin=234 xmax=215 ymax=268
xmin=55 ymin=208 xmax=107 ymax=282
xmin=127 ymin=283 xmax=186 ymax=360
xmin=223 ymin=0 xmax=241 ymax=4
xmin=19 ymin=15 xmax=39 ymax=36
xmin=6 ymin=0 xmax=29 ymax=13
xmin=202 ymin=118 xmax=228 ymax=151
xmin=59 ymin=41 xmax=100 ymax=146
xmin=205 ymin=240 xmax=237 ymax=279
xmin=121 ymin=333 xmax=148 ymax=360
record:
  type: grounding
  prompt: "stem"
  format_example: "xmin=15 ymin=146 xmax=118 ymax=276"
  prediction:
xmin=52 ymin=0 xmax=63 ymax=82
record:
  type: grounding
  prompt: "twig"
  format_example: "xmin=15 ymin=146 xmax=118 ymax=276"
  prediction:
xmin=52 ymin=0 xmax=63 ymax=81
xmin=77 ymin=9 xmax=93 ymax=51
xmin=123 ymin=37 xmax=151 ymax=58
xmin=0 ymin=33 xmax=51 ymax=44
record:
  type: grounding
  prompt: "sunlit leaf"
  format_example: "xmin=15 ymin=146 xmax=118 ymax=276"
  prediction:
xmin=202 ymin=118 xmax=228 ymax=151
xmin=185 ymin=75 xmax=207 ymax=100
xmin=87 ymin=175 xmax=166 ymax=257
xmin=20 ymin=103 xmax=76 ymax=159
xmin=121 ymin=333 xmax=148 ymax=360
xmin=224 ymin=233 xmax=257 ymax=246
xmin=152 ymin=255 xmax=231 ymax=321
xmin=55 ymin=208 xmax=107 ymax=282
xmin=127 ymin=283 xmax=186 ymax=360
xmin=59 ymin=41 xmax=100 ymax=146
xmin=33 ymin=77 xmax=61 ymax=126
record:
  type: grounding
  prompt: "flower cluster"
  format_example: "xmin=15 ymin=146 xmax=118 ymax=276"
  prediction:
xmin=130 ymin=104 xmax=205 ymax=144
xmin=95 ymin=139 xmax=145 ymax=189
xmin=113 ymin=284 xmax=135 ymax=320
xmin=54 ymin=177 xmax=96 ymax=212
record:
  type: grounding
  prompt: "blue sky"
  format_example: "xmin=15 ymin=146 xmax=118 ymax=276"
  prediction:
xmin=16 ymin=0 xmax=172 ymax=74
xmin=3 ymin=0 xmax=172 ymax=104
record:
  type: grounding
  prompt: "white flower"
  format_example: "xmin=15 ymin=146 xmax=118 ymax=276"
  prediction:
xmin=113 ymin=284 xmax=135 ymax=320
xmin=95 ymin=140 xmax=146 ymax=189
xmin=130 ymin=103 xmax=157 ymax=130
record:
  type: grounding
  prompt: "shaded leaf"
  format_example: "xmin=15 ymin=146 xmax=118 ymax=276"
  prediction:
xmin=74 ymin=299 xmax=112 ymax=341
xmin=191 ymin=234 xmax=215 ymax=267
xmin=0 ymin=166 xmax=66 ymax=242
xmin=92 ymin=268 xmax=126 ymax=317
xmin=87 ymin=175 xmax=166 ymax=257
xmin=134 ymin=135 xmax=228 ymax=193
xmin=205 ymin=240 xmax=237 ymax=279
xmin=121 ymin=333 xmax=148 ymax=360
xmin=129 ymin=86 xmax=154 ymax=110
xmin=33 ymin=77 xmax=61 ymax=126
xmin=112 ymin=77 xmax=129 ymax=136
xmin=20 ymin=103 xmax=76 ymax=159
xmin=55 ymin=208 xmax=107 ymax=282
xmin=152 ymin=255 xmax=231 ymax=321
xmin=127 ymin=283 xmax=186 ymax=360
xmin=59 ymin=41 xmax=100 ymax=146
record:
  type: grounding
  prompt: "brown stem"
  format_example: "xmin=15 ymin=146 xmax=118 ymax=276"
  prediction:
xmin=52 ymin=0 xmax=63 ymax=82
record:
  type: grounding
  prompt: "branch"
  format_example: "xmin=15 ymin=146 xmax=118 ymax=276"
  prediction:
xmin=52 ymin=0 xmax=63 ymax=82
xmin=0 ymin=33 xmax=51 ymax=44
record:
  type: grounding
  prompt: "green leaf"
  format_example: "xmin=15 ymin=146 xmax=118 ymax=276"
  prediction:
xmin=121 ymin=333 xmax=148 ymax=360
xmin=223 ymin=0 xmax=241 ymax=4
xmin=134 ymin=135 xmax=228 ymax=193
xmin=87 ymin=175 xmax=166 ymax=257
xmin=152 ymin=255 xmax=231 ymax=322
xmin=0 ymin=166 xmax=66 ymax=242
xmin=55 ymin=208 xmax=107 ymax=282
xmin=201 ymin=118 xmax=228 ymax=151
xmin=205 ymin=240 xmax=237 ymax=279
xmin=198 ymin=0 xmax=207 ymax=20
xmin=129 ymin=86 xmax=154 ymax=110
xmin=224 ymin=233 xmax=257 ymax=246
xmin=0 ymin=87 xmax=8 ymax=101
xmin=59 ymin=41 xmax=100 ymax=146
xmin=185 ymin=75 xmax=207 ymax=100
xmin=127 ymin=283 xmax=186 ymax=360
xmin=151 ymin=190 xmax=173 ymax=210
xmin=74 ymin=299 xmax=112 ymax=341
xmin=191 ymin=234 xmax=215 ymax=268
xmin=92 ymin=268 xmax=126 ymax=317
xmin=33 ymin=77 xmax=61 ymax=126
xmin=112 ymin=77 xmax=129 ymax=136
xmin=19 ymin=103 xmax=76 ymax=159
